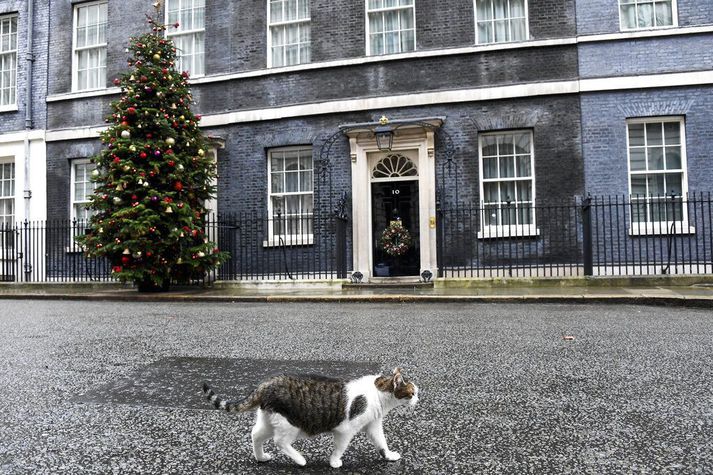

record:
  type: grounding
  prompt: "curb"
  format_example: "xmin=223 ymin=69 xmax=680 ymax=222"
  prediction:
xmin=0 ymin=292 xmax=711 ymax=307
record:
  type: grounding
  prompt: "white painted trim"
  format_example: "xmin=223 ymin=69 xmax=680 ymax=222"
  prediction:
xmin=0 ymin=105 xmax=19 ymax=112
xmin=478 ymin=225 xmax=540 ymax=239
xmin=579 ymin=70 xmax=713 ymax=92
xmin=578 ymin=23 xmax=713 ymax=44
xmin=47 ymin=87 xmax=120 ymax=103
xmin=0 ymin=130 xmax=45 ymax=144
xmin=46 ymin=126 xmax=105 ymax=142
xmin=198 ymin=80 xmax=580 ymax=127
xmin=629 ymin=223 xmax=695 ymax=236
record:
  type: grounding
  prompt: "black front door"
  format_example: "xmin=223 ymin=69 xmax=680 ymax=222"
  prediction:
xmin=371 ymin=181 xmax=420 ymax=277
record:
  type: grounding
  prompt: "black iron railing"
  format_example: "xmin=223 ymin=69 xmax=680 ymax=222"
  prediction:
xmin=437 ymin=193 xmax=713 ymax=278
xmin=0 ymin=212 xmax=350 ymax=283
xmin=1 ymin=194 xmax=712 ymax=284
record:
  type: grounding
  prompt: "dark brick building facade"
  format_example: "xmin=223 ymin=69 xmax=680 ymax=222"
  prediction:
xmin=2 ymin=0 xmax=712 ymax=281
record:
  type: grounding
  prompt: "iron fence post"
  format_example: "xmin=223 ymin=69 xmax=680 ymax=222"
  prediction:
xmin=335 ymin=216 xmax=347 ymax=279
xmin=436 ymin=198 xmax=444 ymax=278
xmin=582 ymin=196 xmax=593 ymax=276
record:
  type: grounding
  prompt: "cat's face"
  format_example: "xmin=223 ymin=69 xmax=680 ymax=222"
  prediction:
xmin=376 ymin=368 xmax=419 ymax=407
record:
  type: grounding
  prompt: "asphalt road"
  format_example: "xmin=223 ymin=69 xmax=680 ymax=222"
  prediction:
xmin=0 ymin=300 xmax=711 ymax=474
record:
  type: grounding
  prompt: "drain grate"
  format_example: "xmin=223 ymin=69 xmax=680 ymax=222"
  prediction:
xmin=73 ymin=358 xmax=380 ymax=410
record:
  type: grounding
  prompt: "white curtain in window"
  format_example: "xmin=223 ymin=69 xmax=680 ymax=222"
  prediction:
xmin=368 ymin=1 xmax=415 ymax=55
xmin=620 ymin=0 xmax=673 ymax=29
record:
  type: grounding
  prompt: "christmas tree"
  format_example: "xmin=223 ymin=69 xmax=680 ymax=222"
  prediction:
xmin=79 ymin=5 xmax=227 ymax=291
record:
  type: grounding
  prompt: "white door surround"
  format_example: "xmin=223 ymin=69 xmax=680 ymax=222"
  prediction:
xmin=344 ymin=119 xmax=442 ymax=281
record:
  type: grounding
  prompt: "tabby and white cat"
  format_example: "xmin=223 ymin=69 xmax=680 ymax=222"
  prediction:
xmin=202 ymin=367 xmax=418 ymax=468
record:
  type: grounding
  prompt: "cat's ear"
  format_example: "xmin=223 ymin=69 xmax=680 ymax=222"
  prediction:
xmin=392 ymin=367 xmax=404 ymax=387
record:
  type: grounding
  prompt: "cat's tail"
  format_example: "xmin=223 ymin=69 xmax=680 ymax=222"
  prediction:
xmin=202 ymin=382 xmax=261 ymax=413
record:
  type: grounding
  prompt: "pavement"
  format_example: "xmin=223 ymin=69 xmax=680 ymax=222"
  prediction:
xmin=1 ymin=276 xmax=713 ymax=306
xmin=1 ymin=300 xmax=711 ymax=474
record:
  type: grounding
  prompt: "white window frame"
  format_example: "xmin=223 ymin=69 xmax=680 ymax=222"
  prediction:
xmin=619 ymin=0 xmax=678 ymax=31
xmin=474 ymin=0 xmax=529 ymax=45
xmin=0 ymin=157 xmax=15 ymax=254
xmin=0 ymin=156 xmax=14 ymax=225
xmin=69 ymin=159 xmax=97 ymax=251
xmin=478 ymin=130 xmax=538 ymax=239
xmin=626 ymin=116 xmax=693 ymax=235
xmin=70 ymin=159 xmax=96 ymax=223
xmin=72 ymin=1 xmax=108 ymax=92
xmin=365 ymin=0 xmax=416 ymax=57
xmin=0 ymin=14 xmax=18 ymax=111
xmin=166 ymin=0 xmax=206 ymax=78
xmin=267 ymin=0 xmax=311 ymax=68
xmin=265 ymin=146 xmax=314 ymax=246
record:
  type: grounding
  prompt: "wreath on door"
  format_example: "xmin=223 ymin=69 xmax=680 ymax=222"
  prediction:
xmin=379 ymin=220 xmax=413 ymax=257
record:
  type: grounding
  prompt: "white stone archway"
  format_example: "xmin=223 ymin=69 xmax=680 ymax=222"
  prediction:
xmin=343 ymin=118 xmax=443 ymax=282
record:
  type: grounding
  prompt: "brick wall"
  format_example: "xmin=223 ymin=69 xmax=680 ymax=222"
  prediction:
xmin=579 ymin=34 xmax=713 ymax=78
xmin=206 ymin=97 xmax=583 ymax=217
xmin=581 ymin=86 xmax=713 ymax=196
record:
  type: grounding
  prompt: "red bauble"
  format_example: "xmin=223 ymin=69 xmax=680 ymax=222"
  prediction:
xmin=174 ymin=182 xmax=183 ymax=191
xmin=168 ymin=160 xmax=175 ymax=167
xmin=139 ymin=152 xmax=147 ymax=159
xmin=121 ymin=256 xmax=130 ymax=264
xmin=127 ymin=107 xmax=136 ymax=115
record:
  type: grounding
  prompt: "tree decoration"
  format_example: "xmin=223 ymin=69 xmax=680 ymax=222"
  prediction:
xmin=378 ymin=220 xmax=413 ymax=257
xmin=78 ymin=5 xmax=227 ymax=291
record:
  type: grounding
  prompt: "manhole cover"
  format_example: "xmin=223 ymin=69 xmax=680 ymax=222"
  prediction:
xmin=74 ymin=358 xmax=380 ymax=409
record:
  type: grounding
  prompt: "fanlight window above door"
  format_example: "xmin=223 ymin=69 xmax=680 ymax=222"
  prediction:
xmin=372 ymin=153 xmax=418 ymax=179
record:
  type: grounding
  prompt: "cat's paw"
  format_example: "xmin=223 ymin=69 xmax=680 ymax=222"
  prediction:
xmin=384 ymin=450 xmax=401 ymax=462
xmin=294 ymin=455 xmax=307 ymax=467
xmin=255 ymin=453 xmax=273 ymax=463
xmin=329 ymin=458 xmax=343 ymax=468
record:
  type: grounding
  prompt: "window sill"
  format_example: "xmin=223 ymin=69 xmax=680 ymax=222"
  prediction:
xmin=65 ymin=247 xmax=86 ymax=254
xmin=629 ymin=223 xmax=695 ymax=236
xmin=0 ymin=104 xmax=18 ymax=113
xmin=262 ymin=236 xmax=314 ymax=247
xmin=619 ymin=24 xmax=678 ymax=34
xmin=478 ymin=226 xmax=540 ymax=240
xmin=47 ymin=87 xmax=119 ymax=103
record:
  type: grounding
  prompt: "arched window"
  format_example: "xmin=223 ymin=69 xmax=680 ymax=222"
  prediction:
xmin=372 ymin=153 xmax=418 ymax=179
